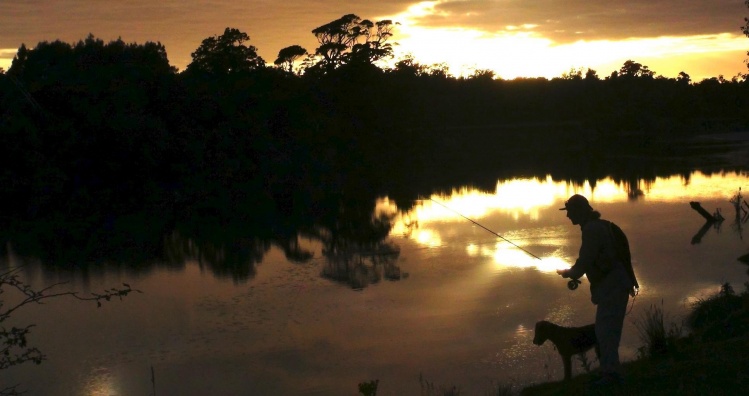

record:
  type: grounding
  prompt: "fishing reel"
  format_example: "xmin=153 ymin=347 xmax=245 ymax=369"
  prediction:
xmin=567 ymin=279 xmax=582 ymax=290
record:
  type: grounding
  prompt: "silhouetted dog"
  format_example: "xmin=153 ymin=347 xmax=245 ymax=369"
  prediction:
xmin=533 ymin=320 xmax=600 ymax=381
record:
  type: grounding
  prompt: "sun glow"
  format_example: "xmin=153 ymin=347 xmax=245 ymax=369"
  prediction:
xmin=415 ymin=229 xmax=442 ymax=247
xmin=394 ymin=29 xmax=747 ymax=79
xmin=0 ymin=48 xmax=16 ymax=71
xmin=382 ymin=3 xmax=748 ymax=80
xmin=466 ymin=239 xmax=571 ymax=272
xmin=485 ymin=243 xmax=569 ymax=272
xmin=80 ymin=366 xmax=121 ymax=396
xmin=385 ymin=171 xmax=749 ymax=272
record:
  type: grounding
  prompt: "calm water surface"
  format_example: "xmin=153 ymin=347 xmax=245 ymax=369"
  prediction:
xmin=2 ymin=172 xmax=749 ymax=395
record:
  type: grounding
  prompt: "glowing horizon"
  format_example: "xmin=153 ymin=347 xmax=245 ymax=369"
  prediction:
xmin=390 ymin=31 xmax=748 ymax=80
xmin=3 ymin=31 xmax=745 ymax=81
xmin=383 ymin=2 xmax=749 ymax=80
xmin=1 ymin=0 xmax=747 ymax=81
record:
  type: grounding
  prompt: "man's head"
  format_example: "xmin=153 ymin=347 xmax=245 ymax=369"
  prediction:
xmin=559 ymin=194 xmax=593 ymax=225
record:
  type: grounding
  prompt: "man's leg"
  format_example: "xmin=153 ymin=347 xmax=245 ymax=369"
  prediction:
xmin=595 ymin=288 xmax=629 ymax=376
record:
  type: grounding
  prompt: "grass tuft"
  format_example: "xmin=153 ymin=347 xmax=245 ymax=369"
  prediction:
xmin=686 ymin=282 xmax=749 ymax=342
xmin=358 ymin=379 xmax=379 ymax=396
xmin=487 ymin=381 xmax=515 ymax=396
xmin=419 ymin=373 xmax=461 ymax=396
xmin=634 ymin=300 xmax=682 ymax=358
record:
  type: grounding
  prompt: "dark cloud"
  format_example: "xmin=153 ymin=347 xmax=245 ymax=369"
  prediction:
xmin=416 ymin=0 xmax=747 ymax=42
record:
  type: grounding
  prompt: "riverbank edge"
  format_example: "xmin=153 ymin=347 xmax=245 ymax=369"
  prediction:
xmin=519 ymin=282 xmax=749 ymax=395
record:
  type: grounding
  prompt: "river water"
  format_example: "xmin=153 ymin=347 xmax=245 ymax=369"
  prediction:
xmin=2 ymin=171 xmax=748 ymax=395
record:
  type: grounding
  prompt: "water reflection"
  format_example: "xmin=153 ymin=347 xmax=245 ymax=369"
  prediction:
xmin=691 ymin=220 xmax=720 ymax=245
xmin=2 ymin=170 xmax=747 ymax=291
xmin=389 ymin=172 xmax=749 ymax=230
xmin=320 ymin=242 xmax=403 ymax=290
xmin=80 ymin=367 xmax=119 ymax=396
xmin=687 ymin=187 xmax=749 ymax=245
xmin=466 ymin=242 xmax=568 ymax=273
xmin=163 ymin=231 xmax=270 ymax=281
xmin=3 ymin=169 xmax=749 ymax=395
xmin=385 ymin=171 xmax=749 ymax=276
xmin=1 ymin=188 xmax=402 ymax=288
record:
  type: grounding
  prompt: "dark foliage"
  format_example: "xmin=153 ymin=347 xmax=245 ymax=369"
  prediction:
xmin=0 ymin=266 xmax=140 ymax=395
xmin=687 ymin=283 xmax=749 ymax=342
xmin=1 ymin=21 xmax=748 ymax=281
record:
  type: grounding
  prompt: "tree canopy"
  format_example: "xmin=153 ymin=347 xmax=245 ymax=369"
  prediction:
xmin=309 ymin=14 xmax=396 ymax=72
xmin=0 ymin=22 xmax=748 ymax=283
xmin=619 ymin=60 xmax=656 ymax=78
xmin=186 ymin=27 xmax=265 ymax=75
xmin=274 ymin=45 xmax=307 ymax=74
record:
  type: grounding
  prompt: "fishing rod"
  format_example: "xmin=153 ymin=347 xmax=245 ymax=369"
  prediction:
xmin=426 ymin=197 xmax=543 ymax=260
xmin=424 ymin=197 xmax=582 ymax=290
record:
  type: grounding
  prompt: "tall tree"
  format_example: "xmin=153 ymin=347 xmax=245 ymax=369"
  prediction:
xmin=584 ymin=68 xmax=599 ymax=81
xmin=310 ymin=14 xmax=397 ymax=73
xmin=348 ymin=19 xmax=397 ymax=66
xmin=677 ymin=71 xmax=691 ymax=84
xmin=619 ymin=60 xmax=655 ymax=78
xmin=7 ymin=44 xmax=29 ymax=76
xmin=186 ymin=27 xmax=265 ymax=75
xmin=391 ymin=54 xmax=426 ymax=77
xmin=274 ymin=45 xmax=307 ymax=74
xmin=312 ymin=14 xmax=361 ymax=71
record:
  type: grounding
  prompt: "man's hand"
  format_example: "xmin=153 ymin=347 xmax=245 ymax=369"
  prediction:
xmin=556 ymin=269 xmax=570 ymax=278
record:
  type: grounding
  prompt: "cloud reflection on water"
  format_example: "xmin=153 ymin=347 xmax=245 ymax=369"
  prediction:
xmin=384 ymin=171 xmax=749 ymax=274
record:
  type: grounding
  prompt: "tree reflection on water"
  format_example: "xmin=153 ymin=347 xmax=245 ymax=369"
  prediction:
xmin=321 ymin=242 xmax=403 ymax=290
xmin=0 ymin=184 xmax=407 ymax=288
xmin=1 ymin=161 xmax=748 ymax=289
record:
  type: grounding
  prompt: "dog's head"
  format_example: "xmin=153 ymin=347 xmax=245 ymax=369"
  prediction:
xmin=532 ymin=320 xmax=550 ymax=345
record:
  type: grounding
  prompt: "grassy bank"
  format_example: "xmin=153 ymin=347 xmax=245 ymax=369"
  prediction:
xmin=520 ymin=283 xmax=749 ymax=396
xmin=357 ymin=282 xmax=749 ymax=395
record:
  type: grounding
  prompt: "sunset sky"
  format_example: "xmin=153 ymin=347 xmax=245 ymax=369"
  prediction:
xmin=1 ymin=0 xmax=748 ymax=80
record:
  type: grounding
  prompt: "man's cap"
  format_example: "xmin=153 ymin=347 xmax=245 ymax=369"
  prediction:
xmin=559 ymin=194 xmax=593 ymax=211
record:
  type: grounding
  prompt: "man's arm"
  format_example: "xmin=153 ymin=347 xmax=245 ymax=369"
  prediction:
xmin=558 ymin=222 xmax=603 ymax=279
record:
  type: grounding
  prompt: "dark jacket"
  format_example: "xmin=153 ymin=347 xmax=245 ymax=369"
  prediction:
xmin=567 ymin=218 xmax=634 ymax=304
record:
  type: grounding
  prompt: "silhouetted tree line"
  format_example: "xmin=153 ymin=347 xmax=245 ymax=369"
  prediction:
xmin=1 ymin=14 xmax=748 ymax=278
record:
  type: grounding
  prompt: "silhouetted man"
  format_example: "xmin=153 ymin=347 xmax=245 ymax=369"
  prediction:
xmin=556 ymin=194 xmax=636 ymax=386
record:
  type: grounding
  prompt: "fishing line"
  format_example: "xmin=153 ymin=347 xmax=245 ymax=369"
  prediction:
xmin=424 ymin=197 xmax=543 ymax=261
xmin=625 ymin=289 xmax=639 ymax=316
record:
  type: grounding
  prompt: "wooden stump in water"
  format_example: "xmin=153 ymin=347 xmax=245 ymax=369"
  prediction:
xmin=689 ymin=201 xmax=718 ymax=222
